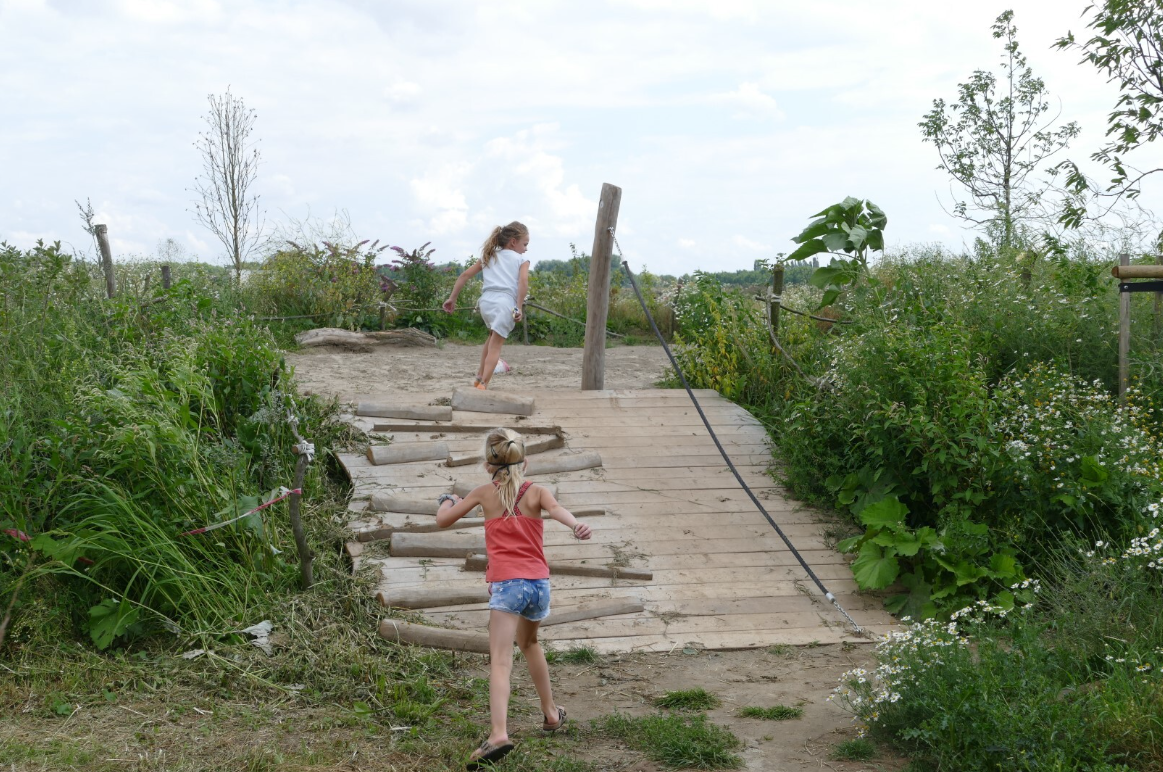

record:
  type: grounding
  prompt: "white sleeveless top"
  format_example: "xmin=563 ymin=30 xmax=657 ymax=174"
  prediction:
xmin=480 ymin=249 xmax=528 ymax=298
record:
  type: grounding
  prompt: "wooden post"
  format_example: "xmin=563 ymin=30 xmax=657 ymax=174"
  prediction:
xmin=1119 ymin=252 xmax=1131 ymax=403
xmin=522 ymin=303 xmax=529 ymax=345
xmin=95 ymin=224 xmax=116 ymax=299
xmin=582 ymin=183 xmax=622 ymax=390
xmin=161 ymin=264 xmax=172 ymax=290
xmin=288 ymin=448 xmax=314 ymax=589
xmin=1155 ymin=253 xmax=1162 ymax=341
xmin=769 ymin=263 xmax=785 ymax=348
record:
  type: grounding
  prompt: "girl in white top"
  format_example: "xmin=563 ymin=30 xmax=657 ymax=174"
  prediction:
xmin=443 ymin=222 xmax=531 ymax=390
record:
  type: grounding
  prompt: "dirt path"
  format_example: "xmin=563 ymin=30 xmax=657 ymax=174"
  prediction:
xmin=290 ymin=340 xmax=900 ymax=771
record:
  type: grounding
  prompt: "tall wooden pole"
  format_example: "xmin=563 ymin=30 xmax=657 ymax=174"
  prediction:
xmin=1154 ymin=253 xmax=1162 ymax=342
xmin=582 ymin=183 xmax=622 ymax=390
xmin=1118 ymin=252 xmax=1131 ymax=403
xmin=95 ymin=224 xmax=116 ymax=299
xmin=161 ymin=264 xmax=172 ymax=290
xmin=769 ymin=263 xmax=785 ymax=349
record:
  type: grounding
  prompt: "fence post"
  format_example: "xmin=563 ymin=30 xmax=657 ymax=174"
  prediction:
xmin=769 ymin=263 xmax=785 ymax=349
xmin=522 ymin=304 xmax=529 ymax=345
xmin=289 ymin=444 xmax=314 ymax=589
xmin=95 ymin=224 xmax=116 ymax=299
xmin=582 ymin=183 xmax=622 ymax=390
xmin=161 ymin=264 xmax=172 ymax=290
xmin=1155 ymin=253 xmax=1162 ymax=342
xmin=1119 ymin=252 xmax=1131 ymax=403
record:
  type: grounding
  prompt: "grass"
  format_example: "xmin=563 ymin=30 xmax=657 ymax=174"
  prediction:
xmin=738 ymin=705 xmax=802 ymax=720
xmin=654 ymin=688 xmax=721 ymax=711
xmin=547 ymin=646 xmax=600 ymax=665
xmin=832 ymin=738 xmax=876 ymax=761
xmin=599 ymin=712 xmax=742 ymax=770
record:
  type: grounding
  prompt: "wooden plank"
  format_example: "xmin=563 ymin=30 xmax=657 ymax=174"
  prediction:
xmin=378 ymin=618 xmax=491 ymax=653
xmin=463 ymin=553 xmax=652 ymax=581
xmin=447 ymin=432 xmax=564 ymax=466
xmin=527 ymin=451 xmax=603 ymax=476
xmin=452 ymin=481 xmax=557 ymax=499
xmin=542 ymin=600 xmax=645 ymax=627
xmin=367 ymin=442 xmax=449 ymax=466
xmin=390 ymin=531 xmax=484 ymax=558
xmin=356 ymin=403 xmax=453 ymax=421
xmin=378 ymin=586 xmax=490 ymax=610
xmin=370 ymin=422 xmax=562 ymax=434
xmin=451 ymin=388 xmax=535 ymax=416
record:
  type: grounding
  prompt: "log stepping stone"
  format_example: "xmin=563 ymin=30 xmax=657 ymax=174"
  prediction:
xmin=464 ymin=553 xmax=651 ymax=581
xmin=379 ymin=618 xmax=491 ymax=653
xmin=367 ymin=441 xmax=449 ymax=466
xmin=527 ymin=450 xmax=603 ymax=476
xmin=451 ymin=388 xmax=535 ymax=416
xmin=357 ymin=403 xmax=453 ymax=421
xmin=378 ymin=586 xmax=490 ymax=610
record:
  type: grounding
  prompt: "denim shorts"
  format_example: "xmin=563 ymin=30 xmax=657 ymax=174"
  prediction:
xmin=488 ymin=578 xmax=551 ymax=622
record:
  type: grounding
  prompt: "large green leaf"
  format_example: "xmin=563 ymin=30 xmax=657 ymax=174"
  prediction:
xmin=822 ymin=231 xmax=850 ymax=252
xmin=88 ymin=598 xmax=141 ymax=650
xmin=787 ymin=238 xmax=828 ymax=262
xmin=792 ymin=219 xmax=831 ymax=243
xmin=808 ymin=266 xmax=846 ymax=289
xmin=859 ymin=496 xmax=908 ymax=528
xmin=865 ymin=201 xmax=887 ymax=229
xmin=851 ymin=542 xmax=900 ymax=589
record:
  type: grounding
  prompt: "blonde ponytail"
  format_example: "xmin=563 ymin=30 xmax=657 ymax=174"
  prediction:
xmin=480 ymin=221 xmax=529 ymax=268
xmin=483 ymin=428 xmax=526 ymax=516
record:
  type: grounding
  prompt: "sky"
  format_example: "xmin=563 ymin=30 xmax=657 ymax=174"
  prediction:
xmin=2 ymin=0 xmax=1159 ymax=276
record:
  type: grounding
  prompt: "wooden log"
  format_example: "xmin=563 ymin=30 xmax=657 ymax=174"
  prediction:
xmin=367 ymin=442 xmax=449 ymax=466
xmin=1119 ymin=252 xmax=1131 ymax=402
xmin=369 ymin=493 xmax=441 ymax=514
xmin=95 ymin=224 xmax=116 ymax=299
xmin=582 ymin=183 xmax=622 ymax=390
xmin=378 ymin=618 xmax=491 ymax=653
xmin=1111 ymin=264 xmax=1163 ymax=279
xmin=464 ymin=553 xmax=651 ymax=581
xmin=769 ymin=263 xmax=784 ymax=347
xmin=447 ymin=432 xmax=565 ymax=467
xmin=542 ymin=600 xmax=646 ymax=627
xmin=450 ymin=389 xmax=535 ymax=416
xmin=344 ymin=541 xmax=363 ymax=572
xmin=357 ymin=403 xmax=453 ymax=421
xmin=363 ymin=329 xmax=438 ymax=347
xmin=161 ymin=264 xmax=172 ymax=290
xmin=377 ymin=586 xmax=489 ymax=610
xmin=390 ymin=531 xmax=485 ymax=558
xmin=295 ymin=327 xmax=437 ymax=350
xmin=371 ymin=422 xmax=562 ymax=435
xmin=527 ymin=451 xmax=603 ymax=476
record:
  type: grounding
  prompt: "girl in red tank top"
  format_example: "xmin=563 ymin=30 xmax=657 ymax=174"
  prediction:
xmin=437 ymin=428 xmax=592 ymax=769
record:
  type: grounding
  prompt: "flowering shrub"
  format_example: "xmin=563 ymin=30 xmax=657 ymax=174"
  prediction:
xmin=835 ymin=518 xmax=1163 ymax=770
xmin=992 ymin=363 xmax=1163 ymax=547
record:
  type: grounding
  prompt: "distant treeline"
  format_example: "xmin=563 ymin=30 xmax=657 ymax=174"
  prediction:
xmin=527 ymin=254 xmax=818 ymax=287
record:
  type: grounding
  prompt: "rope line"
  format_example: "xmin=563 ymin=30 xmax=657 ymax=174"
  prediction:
xmin=611 ymin=229 xmax=864 ymax=634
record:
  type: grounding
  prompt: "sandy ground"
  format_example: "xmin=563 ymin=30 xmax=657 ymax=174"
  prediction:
xmin=289 ymin=341 xmax=902 ymax=772
xmin=286 ymin=341 xmax=672 ymax=403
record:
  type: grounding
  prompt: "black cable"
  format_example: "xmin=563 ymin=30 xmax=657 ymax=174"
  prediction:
xmin=616 ymin=241 xmax=863 ymax=634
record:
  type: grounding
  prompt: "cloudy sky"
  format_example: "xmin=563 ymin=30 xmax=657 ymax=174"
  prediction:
xmin=1 ymin=0 xmax=1156 ymax=276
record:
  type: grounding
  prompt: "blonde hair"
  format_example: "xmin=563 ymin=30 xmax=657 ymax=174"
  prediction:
xmin=483 ymin=428 xmax=526 ymax=516
xmin=480 ymin=222 xmax=528 ymax=268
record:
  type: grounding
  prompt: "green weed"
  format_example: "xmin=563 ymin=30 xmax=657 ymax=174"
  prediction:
xmin=738 ymin=705 xmax=802 ymax=720
xmin=831 ymin=738 xmax=876 ymax=761
xmin=654 ymin=688 xmax=721 ymax=711
xmin=599 ymin=712 xmax=742 ymax=769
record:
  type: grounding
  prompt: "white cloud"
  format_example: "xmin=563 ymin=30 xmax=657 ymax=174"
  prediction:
xmin=710 ymin=83 xmax=784 ymax=120
xmin=409 ymin=163 xmax=472 ymax=236
xmin=732 ymin=235 xmax=770 ymax=252
xmin=384 ymin=80 xmax=422 ymax=106
xmin=677 ymin=238 xmax=696 ymax=249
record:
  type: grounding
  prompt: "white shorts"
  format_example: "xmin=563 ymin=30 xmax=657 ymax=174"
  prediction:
xmin=478 ymin=290 xmax=517 ymax=338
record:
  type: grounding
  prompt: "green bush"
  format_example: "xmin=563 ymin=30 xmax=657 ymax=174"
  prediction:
xmin=0 ymin=242 xmax=342 ymax=650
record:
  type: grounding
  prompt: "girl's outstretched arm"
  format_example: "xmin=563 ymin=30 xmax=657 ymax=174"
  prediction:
xmin=514 ymin=261 xmax=530 ymax=321
xmin=443 ymin=261 xmax=483 ymax=313
xmin=436 ymin=486 xmax=484 ymax=528
xmin=537 ymin=487 xmax=591 ymax=540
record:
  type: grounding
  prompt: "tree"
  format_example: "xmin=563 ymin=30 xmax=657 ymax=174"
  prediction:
xmin=191 ymin=88 xmax=265 ymax=281
xmin=1055 ymin=0 xmax=1163 ymax=227
xmin=920 ymin=10 xmax=1080 ymax=247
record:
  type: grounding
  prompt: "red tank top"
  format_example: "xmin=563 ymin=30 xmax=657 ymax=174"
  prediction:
xmin=483 ymin=481 xmax=549 ymax=582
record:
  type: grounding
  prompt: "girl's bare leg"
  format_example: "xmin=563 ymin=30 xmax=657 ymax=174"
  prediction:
xmin=486 ymin=610 xmax=520 ymax=746
xmin=479 ymin=332 xmax=506 ymax=387
xmin=476 ymin=337 xmax=491 ymax=384
xmin=516 ymin=617 xmax=559 ymax=724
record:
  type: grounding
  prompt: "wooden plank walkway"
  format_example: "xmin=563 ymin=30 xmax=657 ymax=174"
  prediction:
xmin=339 ymin=388 xmax=895 ymax=653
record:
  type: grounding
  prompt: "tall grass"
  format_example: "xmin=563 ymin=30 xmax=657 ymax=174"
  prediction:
xmin=0 ymin=242 xmax=341 ymax=650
